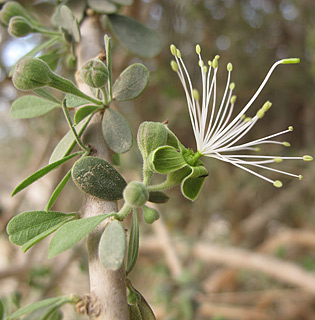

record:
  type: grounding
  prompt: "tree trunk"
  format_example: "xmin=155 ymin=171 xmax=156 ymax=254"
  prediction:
xmin=76 ymin=15 xmax=129 ymax=320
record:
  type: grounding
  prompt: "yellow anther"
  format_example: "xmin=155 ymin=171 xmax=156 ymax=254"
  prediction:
xmin=288 ymin=126 xmax=294 ymax=132
xmin=241 ymin=114 xmax=246 ymax=120
xmin=283 ymin=141 xmax=291 ymax=147
xmin=199 ymin=60 xmax=204 ymax=67
xmin=193 ymin=89 xmax=200 ymax=100
xmin=212 ymin=58 xmax=218 ymax=68
xmin=208 ymin=60 xmax=212 ymax=67
xmin=262 ymin=101 xmax=272 ymax=112
xmin=274 ymin=157 xmax=283 ymax=163
xmin=255 ymin=147 xmax=261 ymax=152
xmin=176 ymin=49 xmax=181 ymax=58
xmin=303 ymin=155 xmax=313 ymax=161
xmin=227 ymin=62 xmax=233 ymax=72
xmin=196 ymin=44 xmax=201 ymax=54
xmin=281 ymin=58 xmax=300 ymax=64
xmin=273 ymin=180 xmax=283 ymax=188
xmin=215 ymin=55 xmax=220 ymax=60
xmin=170 ymin=44 xmax=177 ymax=56
xmin=230 ymin=95 xmax=237 ymax=104
xmin=244 ymin=117 xmax=252 ymax=122
xmin=229 ymin=82 xmax=235 ymax=90
xmin=256 ymin=109 xmax=265 ymax=119
xmin=299 ymin=175 xmax=303 ymax=180
xmin=170 ymin=60 xmax=179 ymax=72
xmin=203 ymin=66 xmax=207 ymax=73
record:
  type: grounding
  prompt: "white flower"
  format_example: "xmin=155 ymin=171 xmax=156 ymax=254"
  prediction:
xmin=170 ymin=44 xmax=313 ymax=188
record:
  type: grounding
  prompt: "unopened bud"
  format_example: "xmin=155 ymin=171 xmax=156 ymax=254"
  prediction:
xmin=0 ymin=1 xmax=35 ymax=26
xmin=123 ymin=181 xmax=149 ymax=207
xmin=143 ymin=206 xmax=160 ymax=224
xmin=80 ymin=59 xmax=108 ymax=88
xmin=8 ymin=16 xmax=33 ymax=37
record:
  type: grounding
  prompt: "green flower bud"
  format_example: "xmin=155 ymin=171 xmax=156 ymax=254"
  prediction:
xmin=123 ymin=181 xmax=149 ymax=207
xmin=8 ymin=16 xmax=34 ymax=37
xmin=143 ymin=206 xmax=160 ymax=224
xmin=0 ymin=1 xmax=35 ymax=26
xmin=13 ymin=57 xmax=51 ymax=90
xmin=137 ymin=122 xmax=168 ymax=160
xmin=80 ymin=59 xmax=109 ymax=88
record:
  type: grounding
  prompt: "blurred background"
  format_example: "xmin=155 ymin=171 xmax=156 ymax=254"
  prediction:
xmin=0 ymin=0 xmax=315 ymax=319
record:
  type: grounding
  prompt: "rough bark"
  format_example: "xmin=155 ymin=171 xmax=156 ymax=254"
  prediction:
xmin=76 ymin=15 xmax=129 ymax=320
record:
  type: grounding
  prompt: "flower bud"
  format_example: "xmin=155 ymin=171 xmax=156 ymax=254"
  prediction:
xmin=137 ymin=122 xmax=168 ymax=160
xmin=13 ymin=57 xmax=52 ymax=91
xmin=80 ymin=59 xmax=109 ymax=88
xmin=0 ymin=1 xmax=35 ymax=26
xmin=143 ymin=206 xmax=160 ymax=224
xmin=123 ymin=181 xmax=149 ymax=207
xmin=8 ymin=16 xmax=33 ymax=37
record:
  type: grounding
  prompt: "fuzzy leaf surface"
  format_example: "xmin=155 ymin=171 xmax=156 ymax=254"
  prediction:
xmin=126 ymin=210 xmax=139 ymax=275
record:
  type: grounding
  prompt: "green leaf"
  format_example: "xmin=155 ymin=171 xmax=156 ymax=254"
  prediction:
xmin=38 ymin=50 xmax=61 ymax=71
xmin=74 ymin=105 xmax=100 ymax=125
xmin=0 ymin=299 xmax=4 ymax=320
xmin=8 ymin=296 xmax=72 ymax=320
xmin=113 ymin=63 xmax=149 ymax=101
xmin=111 ymin=0 xmax=133 ymax=5
xmin=7 ymin=211 xmax=78 ymax=246
xmin=10 ymin=95 xmax=59 ymax=119
xmin=149 ymin=146 xmax=186 ymax=174
xmin=87 ymin=0 xmax=117 ymax=14
xmin=48 ymin=213 xmax=113 ymax=258
xmin=148 ymin=191 xmax=169 ymax=203
xmin=126 ymin=209 xmax=139 ymax=275
xmin=104 ymin=35 xmax=113 ymax=99
xmin=72 ymin=156 xmax=127 ymax=200
xmin=64 ymin=93 xmax=91 ymax=108
xmin=49 ymin=117 xmax=91 ymax=164
xmin=99 ymin=219 xmax=126 ymax=271
xmin=45 ymin=170 xmax=71 ymax=211
xmin=34 ymin=88 xmax=60 ymax=103
xmin=102 ymin=108 xmax=133 ymax=154
xmin=128 ymin=289 xmax=156 ymax=320
xmin=52 ymin=5 xmax=80 ymax=42
xmin=108 ymin=14 xmax=161 ymax=58
xmin=67 ymin=0 xmax=86 ymax=22
xmin=12 ymin=152 xmax=83 ymax=196
xmin=181 ymin=165 xmax=208 ymax=201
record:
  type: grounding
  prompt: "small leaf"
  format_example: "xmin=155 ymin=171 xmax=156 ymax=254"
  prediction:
xmin=74 ymin=105 xmax=100 ymax=125
xmin=67 ymin=0 xmax=86 ymax=22
xmin=34 ymin=88 xmax=60 ymax=103
xmin=111 ymin=0 xmax=133 ymax=5
xmin=12 ymin=152 xmax=83 ymax=196
xmin=181 ymin=165 xmax=208 ymax=201
xmin=72 ymin=156 xmax=127 ymax=200
xmin=45 ymin=170 xmax=71 ymax=211
xmin=102 ymin=108 xmax=133 ymax=153
xmin=8 ymin=296 xmax=71 ymax=320
xmin=48 ymin=213 xmax=113 ymax=258
xmin=11 ymin=96 xmax=59 ymax=119
xmin=149 ymin=146 xmax=186 ymax=174
xmin=64 ymin=93 xmax=91 ymax=108
xmin=108 ymin=14 xmax=161 ymax=58
xmin=126 ymin=209 xmax=139 ymax=275
xmin=99 ymin=219 xmax=126 ymax=271
xmin=113 ymin=63 xmax=149 ymax=101
xmin=148 ymin=191 xmax=169 ymax=203
xmin=7 ymin=211 xmax=78 ymax=246
xmin=49 ymin=117 xmax=91 ymax=164
xmin=87 ymin=0 xmax=117 ymax=14
xmin=38 ymin=50 xmax=61 ymax=71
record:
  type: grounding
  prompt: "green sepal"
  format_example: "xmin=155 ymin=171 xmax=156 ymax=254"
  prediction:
xmin=71 ymin=156 xmax=127 ymax=200
xmin=165 ymin=126 xmax=180 ymax=149
xmin=48 ymin=213 xmax=115 ymax=258
xmin=98 ymin=219 xmax=126 ymax=271
xmin=149 ymin=146 xmax=186 ymax=174
xmin=6 ymin=211 xmax=78 ymax=250
xmin=12 ymin=151 xmax=84 ymax=196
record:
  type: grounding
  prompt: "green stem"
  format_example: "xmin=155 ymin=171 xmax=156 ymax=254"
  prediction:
xmin=34 ymin=27 xmax=62 ymax=37
xmin=116 ymin=202 xmax=132 ymax=221
xmin=101 ymin=87 xmax=109 ymax=105
xmin=62 ymin=99 xmax=90 ymax=153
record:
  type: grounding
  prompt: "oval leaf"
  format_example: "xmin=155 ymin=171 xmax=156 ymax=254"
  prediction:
xmin=108 ymin=14 xmax=161 ymax=58
xmin=87 ymin=0 xmax=117 ymax=13
xmin=64 ymin=93 xmax=91 ymax=108
xmin=49 ymin=117 xmax=91 ymax=164
xmin=48 ymin=213 xmax=113 ymax=258
xmin=102 ymin=108 xmax=133 ymax=153
xmin=111 ymin=0 xmax=133 ymax=5
xmin=126 ymin=209 xmax=139 ymax=275
xmin=74 ymin=105 xmax=100 ymax=125
xmin=113 ymin=63 xmax=149 ymax=101
xmin=11 ymin=96 xmax=59 ymax=119
xmin=148 ymin=191 xmax=169 ymax=203
xmin=99 ymin=219 xmax=126 ymax=271
xmin=71 ymin=156 xmax=127 ymax=200
xmin=12 ymin=152 xmax=83 ymax=196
